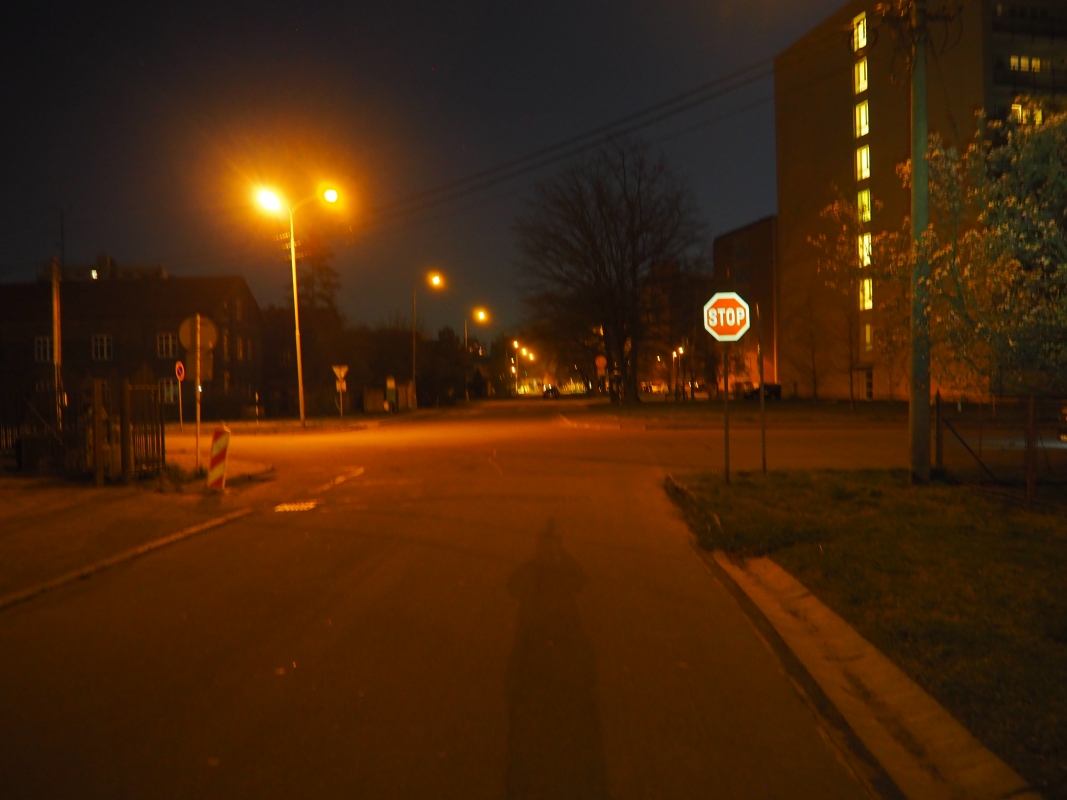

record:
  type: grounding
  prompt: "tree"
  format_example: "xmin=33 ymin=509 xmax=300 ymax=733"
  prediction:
xmin=514 ymin=140 xmax=709 ymax=403
xmin=924 ymin=107 xmax=1067 ymax=394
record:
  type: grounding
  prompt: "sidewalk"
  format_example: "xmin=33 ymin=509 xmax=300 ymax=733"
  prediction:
xmin=0 ymin=475 xmax=248 ymax=605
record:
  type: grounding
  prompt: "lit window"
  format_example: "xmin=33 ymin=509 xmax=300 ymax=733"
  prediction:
xmin=852 ymin=13 xmax=867 ymax=51
xmin=1010 ymin=55 xmax=1019 ymax=70
xmin=1020 ymin=56 xmax=1030 ymax=71
xmin=858 ymin=189 xmax=872 ymax=222
xmin=860 ymin=278 xmax=874 ymax=310
xmin=854 ymin=58 xmax=868 ymax=94
xmin=1011 ymin=104 xmax=1043 ymax=125
xmin=156 ymin=332 xmax=177 ymax=358
xmin=864 ymin=323 xmax=873 ymax=352
xmin=855 ymin=100 xmax=870 ymax=138
xmin=858 ymin=233 xmax=872 ymax=266
xmin=856 ymin=145 xmax=871 ymax=181
xmin=236 ymin=337 xmax=245 ymax=361
xmin=91 ymin=334 xmax=113 ymax=361
xmin=34 ymin=336 xmax=53 ymax=363
xmin=90 ymin=269 xmax=98 ymax=280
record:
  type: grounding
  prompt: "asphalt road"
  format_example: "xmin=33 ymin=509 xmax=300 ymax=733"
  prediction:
xmin=0 ymin=402 xmax=907 ymax=798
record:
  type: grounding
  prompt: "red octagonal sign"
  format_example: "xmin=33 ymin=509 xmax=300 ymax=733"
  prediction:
xmin=703 ymin=292 xmax=751 ymax=342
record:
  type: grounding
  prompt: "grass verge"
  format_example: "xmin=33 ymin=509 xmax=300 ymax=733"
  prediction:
xmin=667 ymin=469 xmax=1067 ymax=797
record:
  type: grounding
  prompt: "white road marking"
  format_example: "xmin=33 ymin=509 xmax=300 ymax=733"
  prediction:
xmin=311 ymin=467 xmax=365 ymax=494
xmin=274 ymin=501 xmax=319 ymax=512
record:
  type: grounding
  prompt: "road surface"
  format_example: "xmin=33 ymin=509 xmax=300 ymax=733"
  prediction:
xmin=0 ymin=402 xmax=907 ymax=798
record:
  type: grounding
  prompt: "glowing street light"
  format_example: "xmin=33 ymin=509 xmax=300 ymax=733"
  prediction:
xmin=464 ymin=306 xmax=491 ymax=401
xmin=413 ymin=270 xmax=446 ymax=410
xmin=255 ymin=185 xmax=340 ymax=426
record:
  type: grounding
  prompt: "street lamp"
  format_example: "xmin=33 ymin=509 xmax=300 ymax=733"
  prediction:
xmin=464 ymin=307 xmax=490 ymax=401
xmin=257 ymin=186 xmax=339 ymax=426
xmin=413 ymin=271 xmax=445 ymax=410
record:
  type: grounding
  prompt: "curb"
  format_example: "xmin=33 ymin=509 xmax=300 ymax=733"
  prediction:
xmin=665 ymin=474 xmax=1040 ymax=800
xmin=0 ymin=507 xmax=254 ymax=612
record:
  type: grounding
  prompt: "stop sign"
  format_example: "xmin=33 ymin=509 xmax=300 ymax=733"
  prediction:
xmin=703 ymin=292 xmax=751 ymax=342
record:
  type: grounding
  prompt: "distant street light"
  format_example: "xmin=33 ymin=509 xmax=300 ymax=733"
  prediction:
xmin=413 ymin=271 xmax=445 ymax=410
xmin=256 ymin=186 xmax=340 ymax=426
xmin=464 ymin=307 xmax=490 ymax=401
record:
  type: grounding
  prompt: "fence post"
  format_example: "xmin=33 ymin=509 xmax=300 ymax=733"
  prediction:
xmin=1026 ymin=392 xmax=1036 ymax=504
xmin=93 ymin=379 xmax=105 ymax=487
xmin=934 ymin=390 xmax=943 ymax=470
xmin=121 ymin=380 xmax=133 ymax=483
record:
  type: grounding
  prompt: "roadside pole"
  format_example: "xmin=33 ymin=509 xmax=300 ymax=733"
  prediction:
xmin=724 ymin=342 xmax=730 ymax=484
xmin=757 ymin=303 xmax=766 ymax=474
xmin=196 ymin=313 xmax=201 ymax=475
xmin=704 ymin=292 xmax=750 ymax=485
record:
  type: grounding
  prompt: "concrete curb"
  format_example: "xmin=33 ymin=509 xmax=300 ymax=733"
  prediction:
xmin=711 ymin=553 xmax=1039 ymax=800
xmin=0 ymin=507 xmax=254 ymax=613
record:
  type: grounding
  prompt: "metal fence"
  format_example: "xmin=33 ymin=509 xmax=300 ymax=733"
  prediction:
xmin=935 ymin=393 xmax=1067 ymax=499
xmin=1 ymin=380 xmax=165 ymax=480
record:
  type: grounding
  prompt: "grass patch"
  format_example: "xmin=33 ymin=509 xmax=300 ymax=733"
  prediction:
xmin=668 ymin=469 xmax=1067 ymax=796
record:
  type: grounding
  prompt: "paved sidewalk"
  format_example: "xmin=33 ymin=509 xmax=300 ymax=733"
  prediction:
xmin=0 ymin=476 xmax=242 ymax=602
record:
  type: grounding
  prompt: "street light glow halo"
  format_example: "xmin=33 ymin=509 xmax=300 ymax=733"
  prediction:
xmin=323 ymin=188 xmax=339 ymax=203
xmin=257 ymin=189 xmax=283 ymax=212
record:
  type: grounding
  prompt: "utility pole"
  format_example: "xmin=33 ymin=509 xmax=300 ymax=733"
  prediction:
xmin=909 ymin=0 xmax=932 ymax=482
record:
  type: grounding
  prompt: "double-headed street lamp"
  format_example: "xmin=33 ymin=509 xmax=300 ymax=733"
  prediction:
xmin=257 ymin=186 xmax=339 ymax=426
xmin=510 ymin=340 xmax=535 ymax=396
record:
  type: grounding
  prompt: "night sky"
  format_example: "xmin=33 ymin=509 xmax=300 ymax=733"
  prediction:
xmin=2 ymin=0 xmax=842 ymax=336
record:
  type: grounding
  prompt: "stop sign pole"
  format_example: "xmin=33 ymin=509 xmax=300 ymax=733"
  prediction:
xmin=704 ymin=293 xmax=751 ymax=484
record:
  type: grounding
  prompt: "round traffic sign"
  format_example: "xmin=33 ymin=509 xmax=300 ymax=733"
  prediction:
xmin=595 ymin=355 xmax=607 ymax=369
xmin=175 ymin=361 xmax=185 ymax=381
xmin=703 ymin=292 xmax=751 ymax=342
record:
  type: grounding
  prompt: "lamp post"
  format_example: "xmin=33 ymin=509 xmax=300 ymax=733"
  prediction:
xmin=464 ymin=307 xmax=489 ymax=401
xmin=257 ymin=187 xmax=338 ymax=427
xmin=413 ymin=272 xmax=444 ymax=411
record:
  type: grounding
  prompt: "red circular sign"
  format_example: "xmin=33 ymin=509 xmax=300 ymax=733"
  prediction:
xmin=595 ymin=355 xmax=607 ymax=369
xmin=175 ymin=361 xmax=185 ymax=381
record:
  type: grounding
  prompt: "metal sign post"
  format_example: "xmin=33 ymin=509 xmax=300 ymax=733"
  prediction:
xmin=703 ymin=292 xmax=751 ymax=485
xmin=757 ymin=302 xmax=766 ymax=474
xmin=175 ymin=361 xmax=185 ymax=432
xmin=196 ymin=314 xmax=201 ymax=475
xmin=333 ymin=366 xmax=349 ymax=417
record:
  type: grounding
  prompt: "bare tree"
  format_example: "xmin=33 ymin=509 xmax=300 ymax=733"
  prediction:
xmin=514 ymin=140 xmax=709 ymax=403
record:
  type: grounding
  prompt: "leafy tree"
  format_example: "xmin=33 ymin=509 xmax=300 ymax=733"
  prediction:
xmin=923 ymin=107 xmax=1067 ymax=394
xmin=514 ymin=140 xmax=709 ymax=403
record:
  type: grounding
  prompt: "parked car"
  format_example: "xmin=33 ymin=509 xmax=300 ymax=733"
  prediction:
xmin=543 ymin=384 xmax=561 ymax=399
xmin=742 ymin=383 xmax=782 ymax=401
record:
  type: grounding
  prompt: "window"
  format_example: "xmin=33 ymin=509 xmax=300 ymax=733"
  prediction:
xmin=236 ymin=337 xmax=245 ymax=361
xmin=34 ymin=336 xmax=53 ymax=363
xmin=858 ymin=233 xmax=872 ymax=266
xmin=852 ymin=13 xmax=867 ymax=51
xmin=160 ymin=379 xmax=179 ymax=404
xmin=235 ymin=297 xmax=243 ymax=321
xmin=855 ymin=100 xmax=870 ymax=137
xmin=854 ymin=58 xmax=868 ymax=94
xmin=1010 ymin=55 xmax=1047 ymax=73
xmin=1011 ymin=103 xmax=1043 ymax=124
xmin=860 ymin=278 xmax=874 ymax=310
xmin=246 ymin=339 xmax=253 ymax=362
xmin=856 ymin=145 xmax=871 ymax=180
xmin=865 ymin=368 xmax=874 ymax=401
xmin=91 ymin=334 xmax=113 ymax=361
xmin=281 ymin=348 xmax=293 ymax=367
xmin=864 ymin=323 xmax=873 ymax=352
xmin=858 ymin=189 xmax=872 ymax=223
xmin=156 ymin=332 xmax=177 ymax=358
xmin=223 ymin=330 xmax=230 ymax=361
xmin=223 ymin=371 xmax=231 ymax=394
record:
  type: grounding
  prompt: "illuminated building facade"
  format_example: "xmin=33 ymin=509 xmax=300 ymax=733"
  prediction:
xmin=774 ymin=0 xmax=1066 ymax=400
